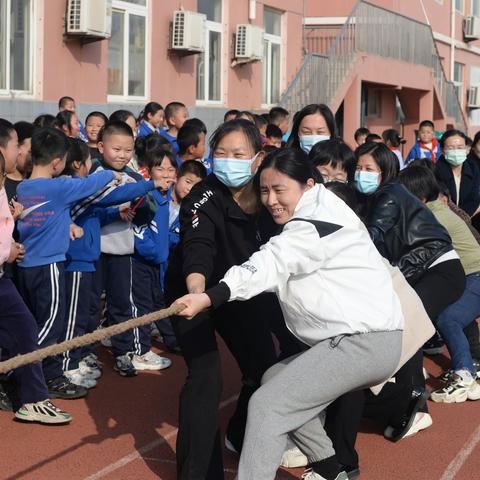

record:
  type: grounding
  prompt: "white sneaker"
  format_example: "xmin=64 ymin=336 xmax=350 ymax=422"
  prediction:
xmin=15 ymin=400 xmax=72 ymax=424
xmin=281 ymin=447 xmax=308 ymax=468
xmin=64 ymin=369 xmax=97 ymax=389
xmin=384 ymin=412 xmax=433 ymax=439
xmin=78 ymin=363 xmax=102 ymax=380
xmin=301 ymin=468 xmax=348 ymax=480
xmin=131 ymin=351 xmax=172 ymax=371
xmin=431 ymin=370 xmax=480 ymax=403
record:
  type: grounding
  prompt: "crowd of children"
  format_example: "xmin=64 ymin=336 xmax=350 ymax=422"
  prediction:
xmin=1 ymin=95 xmax=480 ymax=480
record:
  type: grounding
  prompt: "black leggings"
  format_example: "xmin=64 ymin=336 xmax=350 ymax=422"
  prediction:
xmin=171 ymin=293 xmax=279 ymax=480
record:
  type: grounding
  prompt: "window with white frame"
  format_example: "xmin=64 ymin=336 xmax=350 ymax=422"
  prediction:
xmin=456 ymin=0 xmax=464 ymax=13
xmin=454 ymin=61 xmax=464 ymax=106
xmin=262 ymin=7 xmax=282 ymax=106
xmin=0 ymin=0 xmax=32 ymax=93
xmin=196 ymin=0 xmax=222 ymax=103
xmin=472 ymin=0 xmax=480 ymax=16
xmin=108 ymin=0 xmax=147 ymax=99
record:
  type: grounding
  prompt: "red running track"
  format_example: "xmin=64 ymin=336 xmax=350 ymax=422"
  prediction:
xmin=1 ymin=336 xmax=480 ymax=480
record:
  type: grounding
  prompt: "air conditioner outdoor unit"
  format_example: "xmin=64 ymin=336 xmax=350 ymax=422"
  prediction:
xmin=464 ymin=16 xmax=480 ymax=40
xmin=468 ymin=85 xmax=480 ymax=108
xmin=171 ymin=10 xmax=206 ymax=52
xmin=66 ymin=0 xmax=112 ymax=38
xmin=235 ymin=24 xmax=264 ymax=62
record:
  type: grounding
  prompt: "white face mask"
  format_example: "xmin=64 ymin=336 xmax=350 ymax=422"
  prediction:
xmin=444 ymin=149 xmax=468 ymax=167
xmin=299 ymin=135 xmax=330 ymax=153
xmin=213 ymin=153 xmax=259 ymax=188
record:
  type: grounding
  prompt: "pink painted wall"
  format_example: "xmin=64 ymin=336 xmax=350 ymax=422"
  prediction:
xmin=42 ymin=0 xmax=108 ymax=103
xmin=150 ymin=0 xmax=197 ymax=106
xmin=225 ymin=0 xmax=304 ymax=109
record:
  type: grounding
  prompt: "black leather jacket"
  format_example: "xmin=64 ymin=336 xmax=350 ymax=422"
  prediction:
xmin=365 ymin=182 xmax=453 ymax=282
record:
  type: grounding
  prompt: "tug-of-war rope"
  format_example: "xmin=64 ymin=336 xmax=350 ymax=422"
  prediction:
xmin=0 ymin=303 xmax=186 ymax=374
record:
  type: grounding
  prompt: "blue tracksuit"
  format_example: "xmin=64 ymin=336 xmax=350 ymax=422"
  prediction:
xmin=89 ymin=159 xmax=155 ymax=357
xmin=15 ymin=171 xmax=115 ymax=380
xmin=159 ymin=128 xmax=179 ymax=155
xmin=406 ymin=141 xmax=441 ymax=164
xmin=63 ymin=176 xmax=158 ymax=371
xmin=16 ymin=171 xmax=115 ymax=268
xmin=137 ymin=120 xmax=159 ymax=138
xmin=133 ymin=189 xmax=178 ymax=349
xmin=66 ymin=177 xmax=157 ymax=272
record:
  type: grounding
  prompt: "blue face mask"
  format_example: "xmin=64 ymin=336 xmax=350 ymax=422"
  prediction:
xmin=213 ymin=154 xmax=259 ymax=188
xmin=354 ymin=171 xmax=380 ymax=195
xmin=299 ymin=135 xmax=330 ymax=153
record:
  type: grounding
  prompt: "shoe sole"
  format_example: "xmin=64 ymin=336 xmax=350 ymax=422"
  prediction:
xmin=131 ymin=362 xmax=171 ymax=371
xmin=113 ymin=366 xmax=138 ymax=377
xmin=48 ymin=390 xmax=88 ymax=399
xmin=431 ymin=385 xmax=480 ymax=403
xmin=15 ymin=411 xmax=72 ymax=424
xmin=402 ymin=414 xmax=433 ymax=439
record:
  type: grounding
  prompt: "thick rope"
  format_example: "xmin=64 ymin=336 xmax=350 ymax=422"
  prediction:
xmin=0 ymin=303 xmax=186 ymax=374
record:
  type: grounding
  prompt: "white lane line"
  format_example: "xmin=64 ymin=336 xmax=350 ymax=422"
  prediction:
xmin=439 ymin=423 xmax=480 ymax=480
xmin=84 ymin=394 xmax=239 ymax=480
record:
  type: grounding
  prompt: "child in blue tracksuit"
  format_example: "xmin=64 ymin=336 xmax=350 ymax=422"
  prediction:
xmin=16 ymin=128 xmax=117 ymax=399
xmin=90 ymin=121 xmax=172 ymax=376
xmin=133 ymin=149 xmax=178 ymax=355
xmin=405 ymin=120 xmax=441 ymax=164
xmin=137 ymin=102 xmax=165 ymax=138
xmin=160 ymin=102 xmax=189 ymax=155
xmin=61 ymin=139 xmax=164 ymax=388
xmin=167 ymin=160 xmax=207 ymax=256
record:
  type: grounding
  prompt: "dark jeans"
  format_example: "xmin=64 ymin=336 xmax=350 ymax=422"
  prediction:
xmin=464 ymin=318 xmax=480 ymax=359
xmin=171 ymin=293 xmax=278 ymax=480
xmin=436 ymin=272 xmax=480 ymax=373
xmin=0 ymin=277 xmax=49 ymax=404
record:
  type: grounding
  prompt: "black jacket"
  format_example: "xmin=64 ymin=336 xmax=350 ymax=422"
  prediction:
xmin=366 ymin=182 xmax=453 ymax=282
xmin=435 ymin=155 xmax=480 ymax=216
xmin=165 ymin=174 xmax=276 ymax=296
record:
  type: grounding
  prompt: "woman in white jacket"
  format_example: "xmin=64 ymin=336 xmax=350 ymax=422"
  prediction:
xmin=174 ymin=148 xmax=404 ymax=480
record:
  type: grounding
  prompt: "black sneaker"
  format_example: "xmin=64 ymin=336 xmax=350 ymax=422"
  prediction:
xmin=384 ymin=389 xmax=429 ymax=442
xmin=439 ymin=369 xmax=455 ymax=383
xmin=47 ymin=375 xmax=88 ymax=399
xmin=473 ymin=358 xmax=480 ymax=378
xmin=423 ymin=332 xmax=444 ymax=355
xmin=114 ymin=353 xmax=137 ymax=377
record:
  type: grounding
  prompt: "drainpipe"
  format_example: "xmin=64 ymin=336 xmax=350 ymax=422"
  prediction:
xmin=450 ymin=0 xmax=455 ymax=81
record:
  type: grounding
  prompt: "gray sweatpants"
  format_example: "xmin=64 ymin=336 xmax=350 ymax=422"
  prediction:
xmin=237 ymin=330 xmax=403 ymax=480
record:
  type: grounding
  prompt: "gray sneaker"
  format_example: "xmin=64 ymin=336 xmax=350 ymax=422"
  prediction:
xmin=114 ymin=353 xmax=137 ymax=377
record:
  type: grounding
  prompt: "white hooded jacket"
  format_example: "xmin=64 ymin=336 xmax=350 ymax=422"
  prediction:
xmin=217 ymin=184 xmax=404 ymax=346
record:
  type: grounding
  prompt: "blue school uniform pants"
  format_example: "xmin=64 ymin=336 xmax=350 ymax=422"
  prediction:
xmin=16 ymin=262 xmax=66 ymax=381
xmin=0 ymin=277 xmax=49 ymax=403
xmin=62 ymin=271 xmax=94 ymax=371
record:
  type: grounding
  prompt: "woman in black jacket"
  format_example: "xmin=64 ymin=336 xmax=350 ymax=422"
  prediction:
xmin=355 ymin=142 xmax=465 ymax=440
xmin=165 ymin=120 xmax=286 ymax=480
xmin=435 ymin=129 xmax=480 ymax=218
